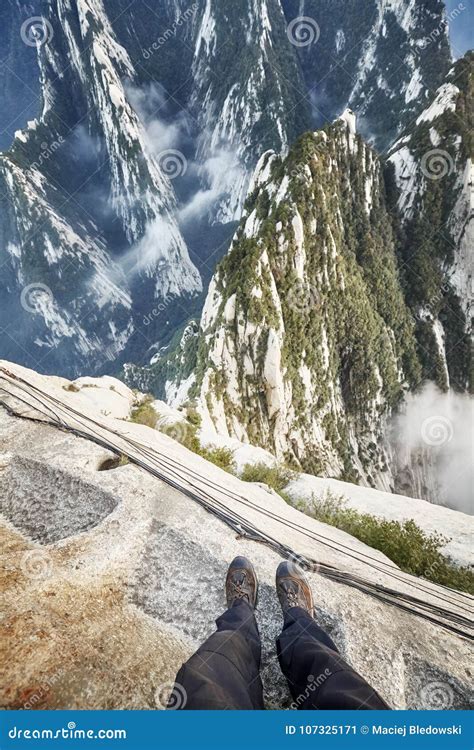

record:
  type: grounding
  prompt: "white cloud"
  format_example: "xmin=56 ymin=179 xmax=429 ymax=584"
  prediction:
xmin=126 ymin=81 xmax=243 ymax=224
xmin=179 ymin=146 xmax=243 ymax=224
xmin=125 ymin=81 xmax=191 ymax=156
xmin=390 ymin=382 xmax=473 ymax=514
xmin=121 ymin=216 xmax=175 ymax=277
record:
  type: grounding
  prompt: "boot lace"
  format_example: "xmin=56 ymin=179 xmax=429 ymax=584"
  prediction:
xmin=285 ymin=589 xmax=299 ymax=607
xmin=229 ymin=575 xmax=250 ymax=602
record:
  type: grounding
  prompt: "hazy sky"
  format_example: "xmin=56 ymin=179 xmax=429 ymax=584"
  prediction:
xmin=444 ymin=0 xmax=473 ymax=58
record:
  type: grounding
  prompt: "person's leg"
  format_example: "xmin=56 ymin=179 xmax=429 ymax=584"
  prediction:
xmin=275 ymin=562 xmax=390 ymax=710
xmin=171 ymin=557 xmax=264 ymax=710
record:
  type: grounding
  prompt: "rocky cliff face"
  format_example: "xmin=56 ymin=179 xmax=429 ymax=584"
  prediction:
xmin=187 ymin=0 xmax=310 ymax=223
xmin=0 ymin=0 xmax=453 ymax=377
xmin=110 ymin=0 xmax=452 ymax=217
xmin=387 ymin=52 xmax=472 ymax=393
xmin=0 ymin=0 xmax=201 ymax=377
xmin=0 ymin=0 xmax=42 ymax=151
xmin=108 ymin=0 xmax=312 ymax=224
xmin=124 ymin=54 xmax=472 ymax=497
xmin=384 ymin=55 xmax=473 ymax=502
xmin=187 ymin=114 xmax=421 ymax=489
xmin=281 ymin=0 xmax=452 ymax=150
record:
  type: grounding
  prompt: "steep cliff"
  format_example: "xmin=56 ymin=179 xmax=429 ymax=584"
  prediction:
xmin=387 ymin=52 xmax=473 ymax=393
xmin=0 ymin=0 xmax=454 ymax=377
xmin=0 ymin=0 xmax=201 ymax=376
xmin=282 ymin=0 xmax=452 ymax=149
xmin=107 ymin=0 xmax=311 ymax=223
xmin=188 ymin=114 xmax=421 ymax=488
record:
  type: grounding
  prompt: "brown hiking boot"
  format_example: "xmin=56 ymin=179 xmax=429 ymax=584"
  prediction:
xmin=276 ymin=560 xmax=314 ymax=616
xmin=225 ymin=556 xmax=258 ymax=608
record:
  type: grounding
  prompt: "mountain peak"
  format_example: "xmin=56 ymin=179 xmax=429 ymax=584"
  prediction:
xmin=338 ymin=108 xmax=357 ymax=135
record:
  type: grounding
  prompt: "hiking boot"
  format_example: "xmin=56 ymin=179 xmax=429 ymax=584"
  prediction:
xmin=225 ymin=556 xmax=258 ymax=609
xmin=276 ymin=560 xmax=314 ymax=616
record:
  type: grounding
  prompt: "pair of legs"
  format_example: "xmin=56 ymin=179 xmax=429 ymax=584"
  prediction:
xmin=171 ymin=558 xmax=390 ymax=710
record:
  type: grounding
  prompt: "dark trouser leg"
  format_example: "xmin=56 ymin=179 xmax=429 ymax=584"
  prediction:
xmin=277 ymin=607 xmax=390 ymax=710
xmin=172 ymin=599 xmax=264 ymax=710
